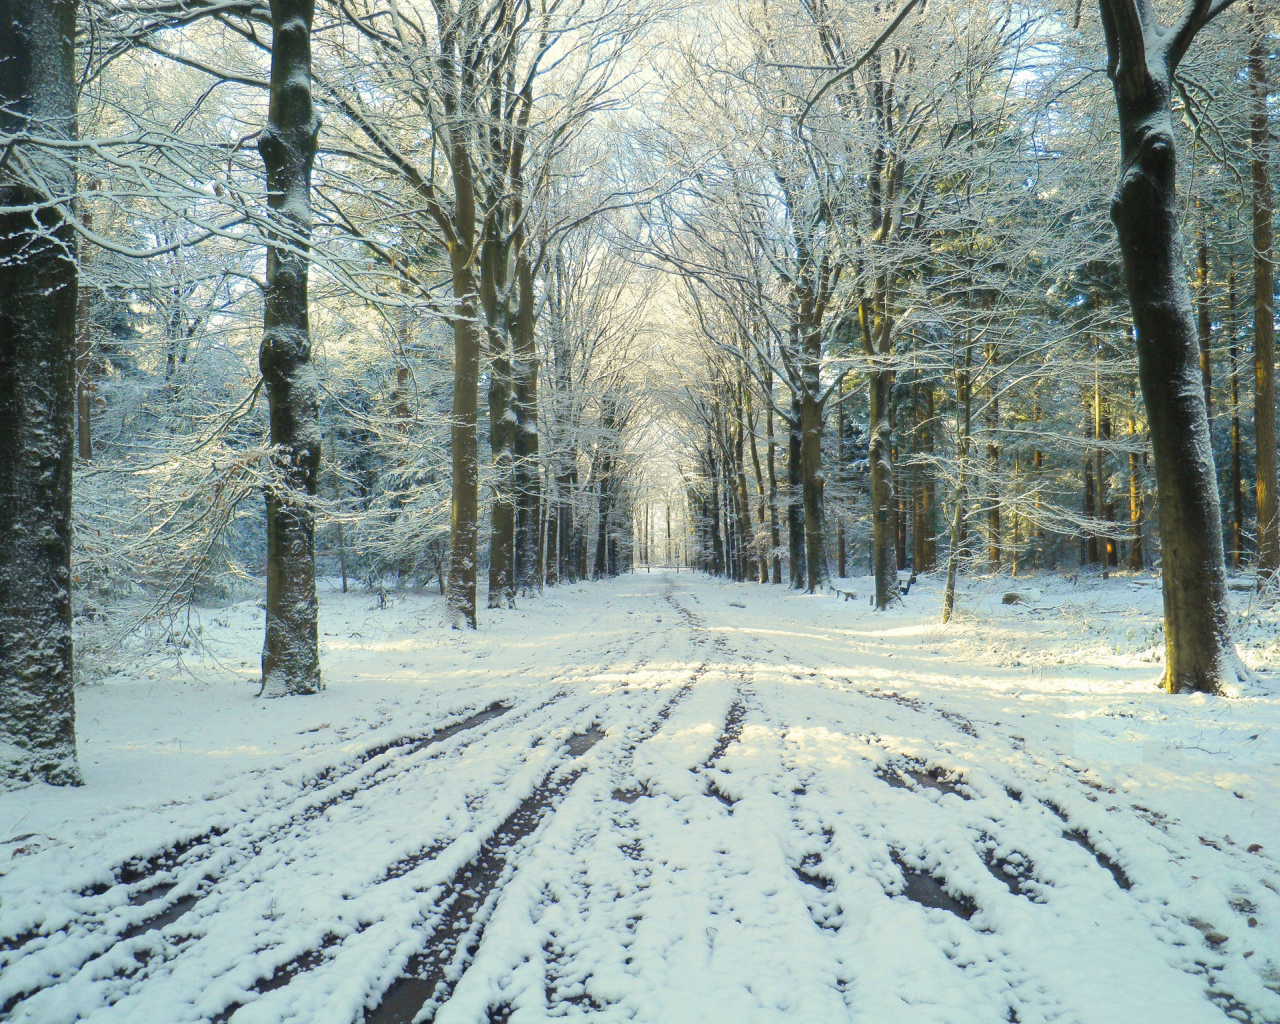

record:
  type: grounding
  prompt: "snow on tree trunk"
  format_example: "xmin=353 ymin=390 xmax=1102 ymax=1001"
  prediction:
xmin=1250 ymin=13 xmax=1279 ymax=579
xmin=513 ymin=253 xmax=541 ymax=596
xmin=447 ymin=241 xmax=481 ymax=629
xmin=869 ymin=366 xmax=896 ymax=609
xmin=0 ymin=0 xmax=82 ymax=786
xmin=1099 ymin=0 xmax=1246 ymax=693
xmin=258 ymin=0 xmax=322 ymax=697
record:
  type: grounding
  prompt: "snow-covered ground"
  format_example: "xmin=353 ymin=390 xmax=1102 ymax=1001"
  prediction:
xmin=2 ymin=570 xmax=1279 ymax=1024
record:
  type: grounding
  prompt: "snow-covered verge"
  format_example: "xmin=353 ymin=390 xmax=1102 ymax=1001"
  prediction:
xmin=1 ymin=570 xmax=1278 ymax=1024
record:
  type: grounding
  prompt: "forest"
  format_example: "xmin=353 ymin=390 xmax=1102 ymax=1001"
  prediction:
xmin=2 ymin=2 xmax=1280 ymax=1022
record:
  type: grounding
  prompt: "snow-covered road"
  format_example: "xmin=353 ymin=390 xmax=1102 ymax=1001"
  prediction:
xmin=3 ymin=571 xmax=1279 ymax=1024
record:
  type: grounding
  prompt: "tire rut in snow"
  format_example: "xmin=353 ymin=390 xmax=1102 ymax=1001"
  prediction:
xmin=0 ymin=701 xmax=525 ymax=1016
xmin=362 ymin=766 xmax=586 ymax=1024
xmin=138 ymin=703 xmax=511 ymax=890
xmin=358 ymin=665 xmax=696 ymax=1024
xmin=205 ymin=709 xmax=624 ymax=1023
xmin=889 ymin=852 xmax=977 ymax=920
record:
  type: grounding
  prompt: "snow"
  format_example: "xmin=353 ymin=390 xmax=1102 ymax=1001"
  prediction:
xmin=2 ymin=570 xmax=1279 ymax=1024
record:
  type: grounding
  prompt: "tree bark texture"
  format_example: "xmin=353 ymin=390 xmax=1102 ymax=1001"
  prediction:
xmin=787 ymin=401 xmax=806 ymax=588
xmin=513 ymin=254 xmax=540 ymax=595
xmin=869 ymin=367 xmax=896 ymax=607
xmin=258 ymin=0 xmax=322 ymax=697
xmin=766 ymin=376 xmax=782 ymax=584
xmin=482 ymin=226 xmax=516 ymax=610
xmin=1251 ymin=18 xmax=1279 ymax=577
xmin=1100 ymin=0 xmax=1240 ymax=692
xmin=0 ymin=0 xmax=82 ymax=785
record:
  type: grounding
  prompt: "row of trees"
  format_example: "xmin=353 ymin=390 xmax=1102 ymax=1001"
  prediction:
xmin=0 ymin=0 xmax=656 ymax=786
xmin=2 ymin=0 xmax=1276 ymax=786
xmin=655 ymin=0 xmax=1272 ymax=692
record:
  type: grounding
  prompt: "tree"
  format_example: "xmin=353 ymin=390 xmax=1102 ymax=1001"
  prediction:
xmin=0 ymin=0 xmax=83 ymax=784
xmin=258 ymin=0 xmax=322 ymax=696
xmin=1098 ymin=0 xmax=1247 ymax=692
xmin=1249 ymin=3 xmax=1279 ymax=578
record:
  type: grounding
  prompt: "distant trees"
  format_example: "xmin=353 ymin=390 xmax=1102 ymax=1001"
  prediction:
xmin=8 ymin=0 xmax=1280 ymax=787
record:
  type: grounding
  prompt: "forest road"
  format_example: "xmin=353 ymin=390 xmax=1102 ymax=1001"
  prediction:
xmin=1 ymin=570 xmax=1278 ymax=1024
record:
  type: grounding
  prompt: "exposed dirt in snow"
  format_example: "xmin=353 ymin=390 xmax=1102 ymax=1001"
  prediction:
xmin=2 ymin=570 xmax=1279 ymax=1024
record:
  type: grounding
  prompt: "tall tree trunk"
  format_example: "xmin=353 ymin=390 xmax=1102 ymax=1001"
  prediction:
xmin=482 ymin=224 xmax=516 ymax=610
xmin=1230 ymin=263 xmax=1244 ymax=569
xmin=800 ymin=387 xmax=826 ymax=593
xmin=746 ymin=386 xmax=769 ymax=582
xmin=1085 ymin=396 xmax=1098 ymax=565
xmin=544 ymin=482 xmax=559 ymax=586
xmin=259 ymin=0 xmax=322 ymax=697
xmin=766 ymin=371 xmax=782 ymax=584
xmin=445 ymin=166 xmax=480 ymax=626
xmin=942 ymin=347 xmax=973 ymax=623
xmin=1100 ymin=0 xmax=1240 ymax=691
xmin=863 ymin=290 xmax=895 ymax=607
xmin=869 ymin=366 xmax=895 ymax=607
xmin=734 ymin=388 xmax=757 ymax=582
xmin=837 ymin=393 xmax=847 ymax=578
xmin=486 ymin=348 xmax=515 ymax=607
xmin=985 ymin=345 xmax=1000 ymax=571
xmin=923 ymin=383 xmax=937 ymax=570
xmin=787 ymin=399 xmax=806 ymax=588
xmin=1094 ymin=364 xmax=1109 ymax=567
xmin=0 ymin=0 xmax=82 ymax=785
xmin=1251 ymin=14 xmax=1279 ymax=578
xmin=513 ymin=255 xmax=540 ymax=596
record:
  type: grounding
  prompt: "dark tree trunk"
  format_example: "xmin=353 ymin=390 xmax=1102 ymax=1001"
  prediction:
xmin=787 ymin=401 xmax=806 ymax=588
xmin=734 ymin=389 xmax=758 ymax=582
xmin=445 ymin=179 xmax=480 ymax=626
xmin=1230 ymin=265 xmax=1244 ymax=568
xmin=1099 ymin=0 xmax=1241 ymax=692
xmin=746 ymin=386 xmax=769 ymax=583
xmin=512 ymin=243 xmax=540 ymax=595
xmin=1251 ymin=15 xmax=1279 ymax=577
xmin=0 ymin=0 xmax=82 ymax=785
xmin=800 ymin=389 xmax=826 ymax=593
xmin=482 ymin=222 xmax=516 ymax=610
xmin=986 ymin=353 xmax=1000 ymax=571
xmin=258 ymin=0 xmax=321 ymax=696
xmin=869 ymin=367 xmax=895 ymax=607
xmin=766 ymin=373 xmax=782 ymax=583
xmin=837 ymin=395 xmax=847 ymax=578
xmin=862 ymin=290 xmax=896 ymax=607
xmin=923 ymin=384 xmax=937 ymax=570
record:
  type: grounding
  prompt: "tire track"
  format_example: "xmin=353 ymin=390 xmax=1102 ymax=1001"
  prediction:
xmin=1 ymin=652 xmax=640 ymax=1022
xmin=359 ymin=663 xmax=704 ymax=1024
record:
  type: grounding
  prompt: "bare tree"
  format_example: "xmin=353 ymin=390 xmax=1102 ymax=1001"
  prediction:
xmin=258 ymin=0 xmax=322 ymax=695
xmin=1098 ymin=0 xmax=1247 ymax=691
